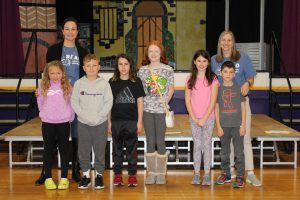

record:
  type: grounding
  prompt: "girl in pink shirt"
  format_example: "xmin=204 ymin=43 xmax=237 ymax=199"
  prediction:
xmin=37 ymin=60 xmax=74 ymax=190
xmin=185 ymin=50 xmax=219 ymax=186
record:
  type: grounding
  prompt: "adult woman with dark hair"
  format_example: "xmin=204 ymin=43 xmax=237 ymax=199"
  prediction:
xmin=138 ymin=41 xmax=174 ymax=185
xmin=211 ymin=30 xmax=261 ymax=187
xmin=35 ymin=17 xmax=88 ymax=185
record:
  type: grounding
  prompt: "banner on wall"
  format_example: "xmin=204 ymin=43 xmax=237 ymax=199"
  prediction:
xmin=19 ymin=0 xmax=57 ymax=74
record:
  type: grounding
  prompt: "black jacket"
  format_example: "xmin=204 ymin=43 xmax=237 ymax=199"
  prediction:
xmin=46 ymin=42 xmax=88 ymax=78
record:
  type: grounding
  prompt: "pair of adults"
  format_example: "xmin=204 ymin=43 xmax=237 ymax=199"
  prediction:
xmin=35 ymin=17 xmax=88 ymax=185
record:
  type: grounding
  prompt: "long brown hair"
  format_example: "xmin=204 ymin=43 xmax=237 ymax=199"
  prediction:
xmin=187 ymin=49 xmax=217 ymax=89
xmin=141 ymin=40 xmax=168 ymax=66
xmin=111 ymin=54 xmax=137 ymax=82
xmin=216 ymin=30 xmax=240 ymax=62
xmin=41 ymin=60 xmax=72 ymax=99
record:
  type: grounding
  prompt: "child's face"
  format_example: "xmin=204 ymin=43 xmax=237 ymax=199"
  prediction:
xmin=48 ymin=66 xmax=63 ymax=83
xmin=194 ymin=55 xmax=208 ymax=72
xmin=118 ymin=58 xmax=130 ymax=78
xmin=221 ymin=67 xmax=235 ymax=82
xmin=83 ymin=59 xmax=100 ymax=78
xmin=63 ymin=21 xmax=78 ymax=42
xmin=220 ymin=33 xmax=233 ymax=52
xmin=148 ymin=44 xmax=161 ymax=63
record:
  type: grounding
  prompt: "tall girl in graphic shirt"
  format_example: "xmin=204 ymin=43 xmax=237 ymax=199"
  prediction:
xmin=37 ymin=60 xmax=74 ymax=190
xmin=185 ymin=50 xmax=219 ymax=186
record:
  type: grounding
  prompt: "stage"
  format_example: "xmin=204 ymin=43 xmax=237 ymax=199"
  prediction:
xmin=3 ymin=114 xmax=300 ymax=169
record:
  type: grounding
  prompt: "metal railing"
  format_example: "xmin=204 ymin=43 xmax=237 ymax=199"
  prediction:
xmin=268 ymin=31 xmax=293 ymax=127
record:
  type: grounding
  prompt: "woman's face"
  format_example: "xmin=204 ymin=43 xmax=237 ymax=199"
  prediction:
xmin=194 ymin=55 xmax=209 ymax=72
xmin=220 ymin=33 xmax=233 ymax=52
xmin=63 ymin=21 xmax=78 ymax=42
xmin=148 ymin=44 xmax=161 ymax=63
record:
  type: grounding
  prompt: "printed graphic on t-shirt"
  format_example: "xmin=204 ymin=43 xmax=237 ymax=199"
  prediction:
xmin=144 ymin=75 xmax=167 ymax=96
xmin=115 ymin=86 xmax=135 ymax=104
xmin=221 ymin=88 xmax=237 ymax=113
xmin=80 ymin=91 xmax=103 ymax=96
xmin=61 ymin=54 xmax=80 ymax=66
xmin=47 ymin=89 xmax=62 ymax=96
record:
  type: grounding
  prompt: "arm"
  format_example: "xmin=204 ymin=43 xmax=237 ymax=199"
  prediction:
xmin=70 ymin=82 xmax=82 ymax=116
xmin=167 ymin=85 xmax=174 ymax=103
xmin=107 ymin=112 xmax=112 ymax=133
xmin=198 ymin=83 xmax=218 ymax=126
xmin=240 ymin=101 xmax=246 ymax=136
xmin=185 ymin=87 xmax=198 ymax=123
xmin=241 ymin=76 xmax=254 ymax=96
xmin=98 ymin=84 xmax=113 ymax=117
xmin=36 ymin=88 xmax=44 ymax=111
xmin=137 ymin=96 xmax=144 ymax=134
xmin=215 ymin=103 xmax=224 ymax=137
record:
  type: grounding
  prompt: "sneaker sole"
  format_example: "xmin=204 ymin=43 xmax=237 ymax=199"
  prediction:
xmin=58 ymin=186 xmax=69 ymax=190
xmin=128 ymin=184 xmax=138 ymax=187
xmin=78 ymin=183 xmax=91 ymax=189
xmin=95 ymin=185 xmax=105 ymax=190
xmin=215 ymin=180 xmax=231 ymax=185
xmin=246 ymin=179 xmax=262 ymax=187
xmin=114 ymin=183 xmax=124 ymax=186
xmin=233 ymin=183 xmax=244 ymax=188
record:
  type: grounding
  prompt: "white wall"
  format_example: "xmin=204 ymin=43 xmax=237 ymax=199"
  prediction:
xmin=0 ymin=72 xmax=299 ymax=90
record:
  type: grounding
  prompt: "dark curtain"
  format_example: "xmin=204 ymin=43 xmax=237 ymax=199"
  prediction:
xmin=281 ymin=0 xmax=300 ymax=75
xmin=0 ymin=0 xmax=24 ymax=76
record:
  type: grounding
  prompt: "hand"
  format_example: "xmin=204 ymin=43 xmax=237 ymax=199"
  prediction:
xmin=217 ymin=127 xmax=224 ymax=137
xmin=241 ymin=82 xmax=250 ymax=96
xmin=239 ymin=125 xmax=246 ymax=136
xmin=35 ymin=89 xmax=38 ymax=97
xmin=108 ymin=121 xmax=112 ymax=134
xmin=197 ymin=118 xmax=206 ymax=127
xmin=137 ymin=121 xmax=143 ymax=134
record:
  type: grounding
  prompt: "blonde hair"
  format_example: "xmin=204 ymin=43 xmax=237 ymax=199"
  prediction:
xmin=216 ymin=30 xmax=240 ymax=62
xmin=83 ymin=53 xmax=99 ymax=65
xmin=41 ymin=60 xmax=72 ymax=99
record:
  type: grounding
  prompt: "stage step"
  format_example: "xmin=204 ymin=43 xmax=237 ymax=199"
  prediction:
xmin=0 ymin=104 xmax=30 ymax=109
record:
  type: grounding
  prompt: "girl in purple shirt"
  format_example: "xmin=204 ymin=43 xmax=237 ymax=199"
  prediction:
xmin=37 ymin=60 xmax=74 ymax=190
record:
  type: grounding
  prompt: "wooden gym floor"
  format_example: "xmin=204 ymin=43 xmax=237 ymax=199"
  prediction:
xmin=0 ymin=145 xmax=299 ymax=200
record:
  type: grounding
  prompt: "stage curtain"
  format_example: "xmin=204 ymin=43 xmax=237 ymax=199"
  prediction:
xmin=0 ymin=0 xmax=24 ymax=76
xmin=281 ymin=0 xmax=300 ymax=75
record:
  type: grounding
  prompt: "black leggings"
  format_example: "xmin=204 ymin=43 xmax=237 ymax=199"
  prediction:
xmin=42 ymin=122 xmax=70 ymax=179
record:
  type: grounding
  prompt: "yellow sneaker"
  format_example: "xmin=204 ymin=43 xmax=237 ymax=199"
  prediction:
xmin=58 ymin=179 xmax=69 ymax=190
xmin=45 ymin=178 xmax=57 ymax=190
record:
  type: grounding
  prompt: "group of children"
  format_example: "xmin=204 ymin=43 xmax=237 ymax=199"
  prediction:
xmin=38 ymin=37 xmax=260 ymax=190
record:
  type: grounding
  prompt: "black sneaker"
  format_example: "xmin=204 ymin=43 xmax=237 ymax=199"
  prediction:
xmin=78 ymin=175 xmax=91 ymax=189
xmin=95 ymin=174 xmax=104 ymax=189
xmin=35 ymin=173 xmax=46 ymax=186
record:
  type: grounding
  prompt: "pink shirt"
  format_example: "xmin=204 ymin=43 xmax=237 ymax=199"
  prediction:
xmin=37 ymin=81 xmax=74 ymax=124
xmin=186 ymin=76 xmax=219 ymax=119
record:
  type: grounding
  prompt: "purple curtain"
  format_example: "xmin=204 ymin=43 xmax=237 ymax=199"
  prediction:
xmin=281 ymin=0 xmax=300 ymax=75
xmin=0 ymin=0 xmax=24 ymax=76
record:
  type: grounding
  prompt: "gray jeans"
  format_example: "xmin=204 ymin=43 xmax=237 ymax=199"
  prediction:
xmin=143 ymin=111 xmax=166 ymax=155
xmin=220 ymin=126 xmax=245 ymax=176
